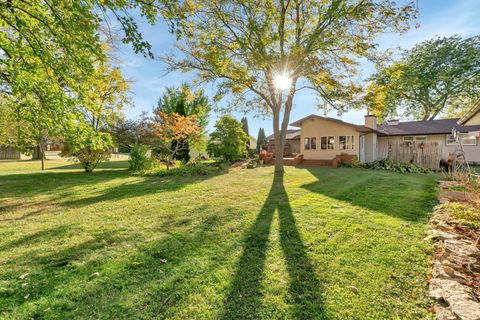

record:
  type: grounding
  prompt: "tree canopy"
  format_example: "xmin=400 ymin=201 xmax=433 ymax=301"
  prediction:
xmin=165 ymin=0 xmax=416 ymax=173
xmin=155 ymin=83 xmax=211 ymax=161
xmin=151 ymin=111 xmax=201 ymax=169
xmin=0 ymin=0 xmax=175 ymax=167
xmin=365 ymin=35 xmax=480 ymax=121
xmin=207 ymin=115 xmax=248 ymax=162
xmin=155 ymin=83 xmax=211 ymax=132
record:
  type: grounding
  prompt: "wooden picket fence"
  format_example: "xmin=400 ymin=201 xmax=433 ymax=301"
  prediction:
xmin=378 ymin=141 xmax=443 ymax=170
xmin=0 ymin=145 xmax=21 ymax=160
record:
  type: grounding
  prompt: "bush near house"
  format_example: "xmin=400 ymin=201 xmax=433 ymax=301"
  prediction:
xmin=341 ymin=159 xmax=432 ymax=174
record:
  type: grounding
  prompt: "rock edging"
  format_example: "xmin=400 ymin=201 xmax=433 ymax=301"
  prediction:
xmin=428 ymin=181 xmax=480 ymax=320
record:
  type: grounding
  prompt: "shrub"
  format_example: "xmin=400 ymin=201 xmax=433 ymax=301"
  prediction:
xmin=363 ymin=159 xmax=431 ymax=173
xmin=339 ymin=158 xmax=363 ymax=168
xmin=73 ymin=148 xmax=111 ymax=173
xmin=139 ymin=161 xmax=224 ymax=177
xmin=129 ymin=144 xmax=151 ymax=172
xmin=62 ymin=130 xmax=113 ymax=172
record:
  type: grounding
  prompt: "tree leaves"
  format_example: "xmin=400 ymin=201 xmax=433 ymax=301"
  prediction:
xmin=366 ymin=35 xmax=480 ymax=121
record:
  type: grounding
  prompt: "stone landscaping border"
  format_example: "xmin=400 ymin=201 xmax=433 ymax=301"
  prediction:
xmin=428 ymin=181 xmax=480 ymax=320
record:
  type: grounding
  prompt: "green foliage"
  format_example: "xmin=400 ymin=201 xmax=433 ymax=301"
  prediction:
xmin=363 ymin=159 xmax=431 ymax=174
xmin=366 ymin=35 xmax=480 ymax=121
xmin=0 ymin=1 xmax=171 ymax=165
xmin=155 ymin=83 xmax=211 ymax=162
xmin=152 ymin=162 xmax=208 ymax=177
xmin=435 ymin=202 xmax=480 ymax=228
xmin=339 ymin=158 xmax=363 ymax=168
xmin=241 ymin=116 xmax=250 ymax=148
xmin=256 ymin=128 xmax=266 ymax=153
xmin=165 ymin=0 xmax=416 ymax=171
xmin=111 ymin=113 xmax=153 ymax=152
xmin=62 ymin=128 xmax=113 ymax=172
xmin=129 ymin=144 xmax=151 ymax=172
xmin=207 ymin=115 xmax=249 ymax=162
xmin=140 ymin=160 xmax=224 ymax=177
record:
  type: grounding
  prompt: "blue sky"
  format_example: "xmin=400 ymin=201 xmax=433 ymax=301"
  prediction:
xmin=116 ymin=0 xmax=480 ymax=138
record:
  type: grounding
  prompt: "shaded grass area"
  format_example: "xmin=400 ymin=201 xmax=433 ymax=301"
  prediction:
xmin=0 ymin=161 xmax=438 ymax=319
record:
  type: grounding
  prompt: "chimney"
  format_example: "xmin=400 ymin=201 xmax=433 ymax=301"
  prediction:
xmin=364 ymin=115 xmax=377 ymax=130
xmin=386 ymin=119 xmax=399 ymax=126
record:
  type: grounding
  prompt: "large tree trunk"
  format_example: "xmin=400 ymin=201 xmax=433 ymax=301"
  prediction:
xmin=272 ymin=85 xmax=295 ymax=175
xmin=273 ymin=107 xmax=284 ymax=174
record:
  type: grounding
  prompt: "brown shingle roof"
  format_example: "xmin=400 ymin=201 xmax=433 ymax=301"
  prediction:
xmin=378 ymin=118 xmax=480 ymax=136
xmin=266 ymin=129 xmax=300 ymax=141
xmin=289 ymin=114 xmax=374 ymax=132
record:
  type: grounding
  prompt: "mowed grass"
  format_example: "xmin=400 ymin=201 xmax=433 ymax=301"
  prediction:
xmin=0 ymin=159 xmax=438 ymax=319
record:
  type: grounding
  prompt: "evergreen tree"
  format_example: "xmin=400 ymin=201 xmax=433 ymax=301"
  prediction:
xmin=256 ymin=128 xmax=266 ymax=154
xmin=241 ymin=117 xmax=250 ymax=148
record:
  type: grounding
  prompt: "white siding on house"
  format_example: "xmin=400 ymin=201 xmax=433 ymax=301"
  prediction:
xmin=363 ymin=132 xmax=378 ymax=163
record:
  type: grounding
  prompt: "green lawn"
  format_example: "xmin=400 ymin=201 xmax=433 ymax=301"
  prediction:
xmin=0 ymin=160 xmax=438 ymax=319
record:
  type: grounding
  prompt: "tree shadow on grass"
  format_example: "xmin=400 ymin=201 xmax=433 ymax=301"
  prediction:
xmin=1 ymin=213 xmax=235 ymax=318
xmin=0 ymin=169 xmax=227 ymax=215
xmin=49 ymin=160 xmax=129 ymax=170
xmin=301 ymin=167 xmax=437 ymax=221
xmin=222 ymin=174 xmax=326 ymax=319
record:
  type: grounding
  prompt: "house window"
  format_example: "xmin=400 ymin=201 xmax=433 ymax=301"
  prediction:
xmin=304 ymin=137 xmax=316 ymax=150
xmin=339 ymin=136 xmax=354 ymax=150
xmin=446 ymin=134 xmax=477 ymax=146
xmin=321 ymin=136 xmax=335 ymax=150
xmin=403 ymin=136 xmax=427 ymax=142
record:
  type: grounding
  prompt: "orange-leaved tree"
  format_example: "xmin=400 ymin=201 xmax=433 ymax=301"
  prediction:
xmin=151 ymin=111 xmax=201 ymax=169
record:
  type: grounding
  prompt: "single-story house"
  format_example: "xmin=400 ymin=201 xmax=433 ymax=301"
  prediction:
xmin=266 ymin=101 xmax=480 ymax=166
xmin=264 ymin=129 xmax=301 ymax=156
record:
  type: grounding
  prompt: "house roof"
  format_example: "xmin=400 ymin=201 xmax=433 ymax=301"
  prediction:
xmin=459 ymin=99 xmax=480 ymax=125
xmin=378 ymin=118 xmax=480 ymax=136
xmin=265 ymin=114 xmax=480 ymax=141
xmin=289 ymin=114 xmax=374 ymax=133
xmin=266 ymin=129 xmax=301 ymax=141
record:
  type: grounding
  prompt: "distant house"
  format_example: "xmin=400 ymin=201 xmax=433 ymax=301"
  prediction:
xmin=265 ymin=101 xmax=480 ymax=166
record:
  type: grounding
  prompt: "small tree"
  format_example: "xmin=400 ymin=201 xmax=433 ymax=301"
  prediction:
xmin=256 ymin=128 xmax=266 ymax=154
xmin=151 ymin=111 xmax=201 ymax=170
xmin=62 ymin=128 xmax=113 ymax=172
xmin=155 ymin=83 xmax=211 ymax=162
xmin=241 ymin=116 xmax=250 ymax=149
xmin=207 ymin=116 xmax=248 ymax=162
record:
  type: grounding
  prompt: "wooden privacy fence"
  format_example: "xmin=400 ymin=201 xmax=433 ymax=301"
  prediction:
xmin=378 ymin=141 xmax=443 ymax=170
xmin=0 ymin=146 xmax=21 ymax=160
